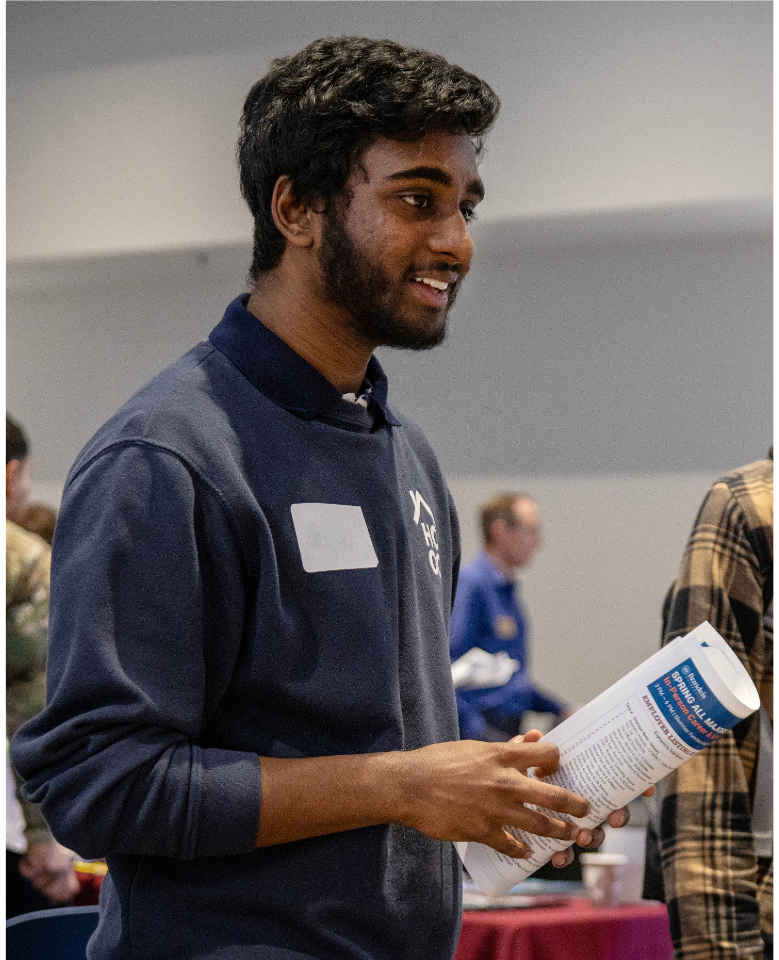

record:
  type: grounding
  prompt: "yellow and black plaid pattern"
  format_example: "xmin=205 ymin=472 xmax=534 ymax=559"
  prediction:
xmin=660 ymin=459 xmax=773 ymax=960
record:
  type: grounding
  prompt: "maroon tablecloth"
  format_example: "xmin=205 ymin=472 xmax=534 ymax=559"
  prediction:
xmin=455 ymin=897 xmax=673 ymax=960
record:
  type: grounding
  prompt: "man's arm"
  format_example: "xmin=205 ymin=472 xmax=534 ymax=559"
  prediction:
xmin=659 ymin=471 xmax=772 ymax=960
xmin=10 ymin=444 xmax=630 ymax=864
xmin=256 ymin=736 xmax=589 ymax=860
xmin=10 ymin=445 xmax=264 ymax=861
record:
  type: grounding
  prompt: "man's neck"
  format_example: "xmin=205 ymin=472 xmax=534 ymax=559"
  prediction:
xmin=246 ymin=270 xmax=373 ymax=395
xmin=484 ymin=547 xmax=514 ymax=581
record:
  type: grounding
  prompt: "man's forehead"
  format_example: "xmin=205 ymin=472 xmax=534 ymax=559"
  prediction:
xmin=513 ymin=499 xmax=539 ymax=524
xmin=354 ymin=131 xmax=482 ymax=194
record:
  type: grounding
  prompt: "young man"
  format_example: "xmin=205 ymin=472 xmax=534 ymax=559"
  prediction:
xmin=450 ymin=493 xmax=569 ymax=740
xmin=12 ymin=38 xmax=637 ymax=959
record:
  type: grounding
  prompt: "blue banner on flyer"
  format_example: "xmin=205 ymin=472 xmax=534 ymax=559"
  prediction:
xmin=647 ymin=657 xmax=741 ymax=749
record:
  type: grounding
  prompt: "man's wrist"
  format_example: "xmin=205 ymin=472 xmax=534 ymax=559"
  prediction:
xmin=255 ymin=749 xmax=423 ymax=847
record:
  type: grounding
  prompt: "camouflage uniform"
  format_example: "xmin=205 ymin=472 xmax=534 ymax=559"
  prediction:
xmin=6 ymin=519 xmax=54 ymax=844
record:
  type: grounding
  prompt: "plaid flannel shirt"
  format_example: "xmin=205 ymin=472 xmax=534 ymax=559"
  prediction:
xmin=659 ymin=459 xmax=773 ymax=960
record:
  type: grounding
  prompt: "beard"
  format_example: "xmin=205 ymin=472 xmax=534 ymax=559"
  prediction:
xmin=317 ymin=206 xmax=457 ymax=351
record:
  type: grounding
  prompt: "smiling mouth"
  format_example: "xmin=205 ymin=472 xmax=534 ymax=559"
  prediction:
xmin=409 ymin=277 xmax=452 ymax=310
xmin=412 ymin=277 xmax=450 ymax=292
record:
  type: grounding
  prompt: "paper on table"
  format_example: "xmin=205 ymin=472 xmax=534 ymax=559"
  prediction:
xmin=459 ymin=621 xmax=761 ymax=896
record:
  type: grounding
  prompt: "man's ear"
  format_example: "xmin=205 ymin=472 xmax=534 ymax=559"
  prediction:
xmin=490 ymin=517 xmax=511 ymax=547
xmin=6 ymin=459 xmax=19 ymax=505
xmin=270 ymin=175 xmax=320 ymax=250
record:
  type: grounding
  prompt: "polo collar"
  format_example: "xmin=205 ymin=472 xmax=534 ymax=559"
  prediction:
xmin=475 ymin=550 xmax=515 ymax=588
xmin=209 ymin=295 xmax=401 ymax=428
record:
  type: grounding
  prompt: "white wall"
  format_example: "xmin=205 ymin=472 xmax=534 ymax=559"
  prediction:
xmin=450 ymin=472 xmax=718 ymax=709
xmin=9 ymin=216 xmax=770 ymax=490
xmin=7 ymin=1 xmax=771 ymax=261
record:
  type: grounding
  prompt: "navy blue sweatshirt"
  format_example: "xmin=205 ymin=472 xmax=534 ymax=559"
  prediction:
xmin=11 ymin=295 xmax=463 ymax=960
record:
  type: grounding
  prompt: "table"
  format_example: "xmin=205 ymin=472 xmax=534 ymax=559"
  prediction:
xmin=455 ymin=897 xmax=673 ymax=960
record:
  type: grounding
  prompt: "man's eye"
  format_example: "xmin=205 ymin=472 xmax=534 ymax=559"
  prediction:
xmin=461 ymin=207 xmax=477 ymax=223
xmin=402 ymin=195 xmax=429 ymax=209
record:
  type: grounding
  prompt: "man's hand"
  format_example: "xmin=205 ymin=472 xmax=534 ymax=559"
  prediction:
xmin=394 ymin=734 xmax=590 ymax=860
xmin=18 ymin=841 xmax=80 ymax=904
xmin=256 ymin=733 xmax=655 ymax=861
xmin=548 ymin=788 xmax=655 ymax=868
xmin=501 ymin=730 xmax=659 ymax=869
xmin=258 ymin=735 xmax=589 ymax=856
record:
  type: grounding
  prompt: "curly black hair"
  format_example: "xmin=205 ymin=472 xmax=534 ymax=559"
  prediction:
xmin=237 ymin=36 xmax=500 ymax=281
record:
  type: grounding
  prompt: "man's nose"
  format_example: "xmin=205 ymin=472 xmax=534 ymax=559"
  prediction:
xmin=428 ymin=211 xmax=474 ymax=267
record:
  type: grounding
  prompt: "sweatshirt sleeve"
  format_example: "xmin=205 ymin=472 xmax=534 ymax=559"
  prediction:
xmin=10 ymin=441 xmax=262 ymax=861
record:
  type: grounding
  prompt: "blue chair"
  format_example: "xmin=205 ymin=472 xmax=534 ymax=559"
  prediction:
xmin=6 ymin=905 xmax=100 ymax=960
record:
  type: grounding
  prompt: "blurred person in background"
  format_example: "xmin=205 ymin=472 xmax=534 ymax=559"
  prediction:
xmin=450 ymin=492 xmax=569 ymax=741
xmin=19 ymin=502 xmax=58 ymax=546
xmin=653 ymin=455 xmax=773 ymax=960
xmin=6 ymin=415 xmax=79 ymax=917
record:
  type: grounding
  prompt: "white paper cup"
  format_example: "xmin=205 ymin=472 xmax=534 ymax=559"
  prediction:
xmin=580 ymin=852 xmax=629 ymax=907
xmin=598 ymin=824 xmax=647 ymax=903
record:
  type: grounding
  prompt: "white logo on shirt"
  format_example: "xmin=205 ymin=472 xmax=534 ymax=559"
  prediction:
xmin=409 ymin=490 xmax=441 ymax=577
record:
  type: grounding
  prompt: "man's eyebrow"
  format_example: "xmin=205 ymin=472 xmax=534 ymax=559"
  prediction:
xmin=383 ymin=166 xmax=485 ymax=202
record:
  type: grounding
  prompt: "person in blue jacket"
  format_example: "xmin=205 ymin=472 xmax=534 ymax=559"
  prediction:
xmin=451 ymin=493 xmax=569 ymax=740
xmin=11 ymin=37 xmax=641 ymax=960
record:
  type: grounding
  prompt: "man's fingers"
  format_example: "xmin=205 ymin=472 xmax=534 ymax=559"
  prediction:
xmin=486 ymin=829 xmax=533 ymax=860
xmin=576 ymin=825 xmax=604 ymax=848
xmin=501 ymin=740 xmax=560 ymax=771
xmin=510 ymin=728 xmax=543 ymax=744
xmin=509 ymin=777 xmax=590 ymax=821
xmin=607 ymin=806 xmax=629 ymax=828
xmin=510 ymin=805 xmax=577 ymax=841
xmin=551 ymin=846 xmax=574 ymax=869
xmin=501 ymin=739 xmax=564 ymax=781
xmin=18 ymin=859 xmax=46 ymax=881
xmin=532 ymin=758 xmax=564 ymax=780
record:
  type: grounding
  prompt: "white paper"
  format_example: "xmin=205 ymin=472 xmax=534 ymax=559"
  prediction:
xmin=459 ymin=621 xmax=761 ymax=896
xmin=451 ymin=647 xmax=520 ymax=690
xmin=291 ymin=503 xmax=378 ymax=573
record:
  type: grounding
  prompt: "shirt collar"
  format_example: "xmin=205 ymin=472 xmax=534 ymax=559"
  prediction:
xmin=209 ymin=295 xmax=401 ymax=428
xmin=475 ymin=550 xmax=515 ymax=587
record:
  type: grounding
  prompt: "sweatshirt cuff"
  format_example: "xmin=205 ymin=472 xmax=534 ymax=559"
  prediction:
xmin=194 ymin=749 xmax=262 ymax=858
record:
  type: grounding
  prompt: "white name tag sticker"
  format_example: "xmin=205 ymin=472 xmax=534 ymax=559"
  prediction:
xmin=290 ymin=503 xmax=379 ymax=573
